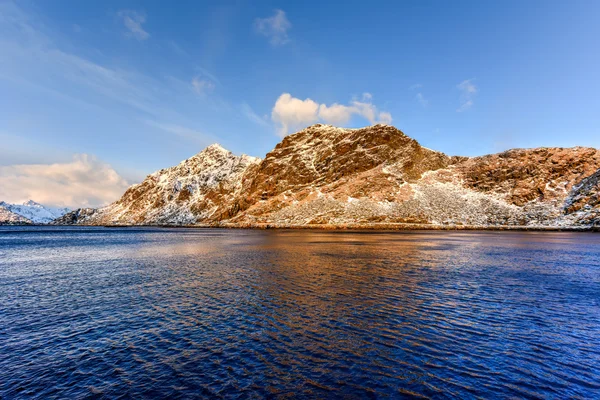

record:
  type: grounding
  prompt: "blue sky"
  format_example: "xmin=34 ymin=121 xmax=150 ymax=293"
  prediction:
xmin=1 ymin=0 xmax=599 ymax=207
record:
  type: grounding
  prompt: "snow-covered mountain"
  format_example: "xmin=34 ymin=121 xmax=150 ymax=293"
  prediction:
xmin=69 ymin=144 xmax=260 ymax=225
xmin=0 ymin=200 xmax=70 ymax=224
xmin=0 ymin=206 xmax=32 ymax=225
xmin=57 ymin=124 xmax=600 ymax=228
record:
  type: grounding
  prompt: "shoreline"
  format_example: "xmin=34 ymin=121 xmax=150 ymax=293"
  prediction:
xmin=94 ymin=222 xmax=599 ymax=232
xmin=215 ymin=223 xmax=600 ymax=232
xmin=4 ymin=222 xmax=598 ymax=232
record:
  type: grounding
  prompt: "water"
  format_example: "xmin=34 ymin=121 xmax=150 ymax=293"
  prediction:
xmin=1 ymin=227 xmax=599 ymax=399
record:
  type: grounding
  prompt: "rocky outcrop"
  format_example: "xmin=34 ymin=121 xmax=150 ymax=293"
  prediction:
xmin=229 ymin=124 xmax=457 ymax=225
xmin=457 ymin=147 xmax=600 ymax=206
xmin=50 ymin=208 xmax=98 ymax=225
xmin=62 ymin=124 xmax=600 ymax=229
xmin=563 ymin=168 xmax=600 ymax=226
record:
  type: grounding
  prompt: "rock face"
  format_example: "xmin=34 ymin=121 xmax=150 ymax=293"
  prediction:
xmin=50 ymin=208 xmax=98 ymax=225
xmin=231 ymin=124 xmax=459 ymax=225
xmin=66 ymin=124 xmax=600 ymax=228
xmin=563 ymin=168 xmax=600 ymax=225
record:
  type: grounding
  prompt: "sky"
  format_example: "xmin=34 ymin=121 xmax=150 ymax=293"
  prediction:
xmin=1 ymin=0 xmax=599 ymax=208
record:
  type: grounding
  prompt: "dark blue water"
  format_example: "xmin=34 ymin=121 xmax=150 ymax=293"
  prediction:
xmin=1 ymin=227 xmax=599 ymax=399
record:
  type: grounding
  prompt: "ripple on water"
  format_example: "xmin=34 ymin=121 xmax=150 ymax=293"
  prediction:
xmin=1 ymin=227 xmax=600 ymax=398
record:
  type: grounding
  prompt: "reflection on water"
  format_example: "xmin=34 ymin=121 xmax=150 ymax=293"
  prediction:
xmin=1 ymin=227 xmax=600 ymax=398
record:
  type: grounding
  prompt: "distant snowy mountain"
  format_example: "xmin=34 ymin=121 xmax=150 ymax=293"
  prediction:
xmin=0 ymin=206 xmax=31 ymax=225
xmin=0 ymin=200 xmax=71 ymax=224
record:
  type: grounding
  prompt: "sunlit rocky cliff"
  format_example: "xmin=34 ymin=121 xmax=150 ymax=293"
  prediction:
xmin=56 ymin=124 xmax=600 ymax=228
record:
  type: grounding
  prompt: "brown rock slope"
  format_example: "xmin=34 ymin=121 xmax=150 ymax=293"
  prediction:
xmin=66 ymin=124 xmax=600 ymax=228
xmin=228 ymin=125 xmax=600 ymax=227
xmin=230 ymin=124 xmax=457 ymax=224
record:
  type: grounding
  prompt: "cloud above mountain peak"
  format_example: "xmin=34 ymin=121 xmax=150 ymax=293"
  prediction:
xmin=271 ymin=93 xmax=392 ymax=137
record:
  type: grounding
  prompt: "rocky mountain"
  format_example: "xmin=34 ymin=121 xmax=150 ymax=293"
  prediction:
xmin=66 ymin=144 xmax=260 ymax=225
xmin=50 ymin=208 xmax=97 ymax=225
xmin=61 ymin=124 xmax=600 ymax=229
xmin=0 ymin=200 xmax=70 ymax=224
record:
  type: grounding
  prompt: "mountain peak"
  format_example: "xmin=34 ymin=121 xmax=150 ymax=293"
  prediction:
xmin=23 ymin=200 xmax=42 ymax=207
xmin=203 ymin=143 xmax=229 ymax=153
xmin=305 ymin=123 xmax=393 ymax=130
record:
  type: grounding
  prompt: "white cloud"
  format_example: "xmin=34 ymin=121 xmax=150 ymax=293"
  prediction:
xmin=241 ymin=103 xmax=270 ymax=127
xmin=271 ymin=93 xmax=393 ymax=137
xmin=254 ymin=9 xmax=291 ymax=46
xmin=318 ymin=103 xmax=354 ymax=125
xmin=456 ymin=100 xmax=473 ymax=112
xmin=191 ymin=76 xmax=215 ymax=95
xmin=271 ymin=94 xmax=319 ymax=137
xmin=378 ymin=111 xmax=393 ymax=124
xmin=0 ymin=155 xmax=130 ymax=208
xmin=457 ymin=79 xmax=477 ymax=112
xmin=118 ymin=10 xmax=149 ymax=41
xmin=409 ymin=84 xmax=428 ymax=107
xmin=458 ymin=79 xmax=477 ymax=95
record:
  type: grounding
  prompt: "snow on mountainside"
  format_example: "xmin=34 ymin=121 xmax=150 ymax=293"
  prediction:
xmin=0 ymin=206 xmax=32 ymax=225
xmin=78 ymin=144 xmax=261 ymax=225
xmin=62 ymin=124 xmax=600 ymax=228
xmin=0 ymin=200 xmax=70 ymax=224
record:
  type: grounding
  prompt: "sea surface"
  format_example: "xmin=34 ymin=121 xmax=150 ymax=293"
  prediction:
xmin=1 ymin=227 xmax=599 ymax=399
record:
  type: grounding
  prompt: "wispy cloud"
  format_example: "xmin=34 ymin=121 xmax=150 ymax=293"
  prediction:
xmin=189 ymin=66 xmax=220 ymax=95
xmin=0 ymin=3 xmax=216 ymax=146
xmin=409 ymin=84 xmax=428 ymax=107
xmin=241 ymin=103 xmax=270 ymax=127
xmin=408 ymin=83 xmax=429 ymax=107
xmin=194 ymin=66 xmax=221 ymax=86
xmin=415 ymin=92 xmax=428 ymax=107
xmin=117 ymin=10 xmax=149 ymax=41
xmin=191 ymin=77 xmax=215 ymax=95
xmin=457 ymin=79 xmax=477 ymax=112
xmin=143 ymin=120 xmax=214 ymax=145
xmin=271 ymin=93 xmax=392 ymax=137
xmin=166 ymin=41 xmax=188 ymax=57
xmin=254 ymin=9 xmax=291 ymax=46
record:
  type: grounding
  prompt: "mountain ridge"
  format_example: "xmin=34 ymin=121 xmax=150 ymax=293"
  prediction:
xmin=0 ymin=200 xmax=70 ymax=224
xmin=54 ymin=124 xmax=600 ymax=228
